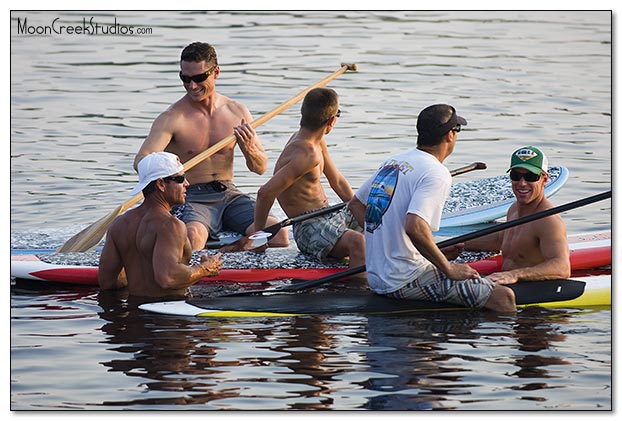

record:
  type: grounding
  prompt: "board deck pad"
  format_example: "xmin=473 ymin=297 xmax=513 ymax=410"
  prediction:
xmin=11 ymin=230 xmax=610 ymax=285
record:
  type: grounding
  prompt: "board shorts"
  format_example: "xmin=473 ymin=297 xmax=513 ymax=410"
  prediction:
xmin=172 ymin=181 xmax=255 ymax=239
xmin=387 ymin=265 xmax=495 ymax=308
xmin=292 ymin=206 xmax=362 ymax=260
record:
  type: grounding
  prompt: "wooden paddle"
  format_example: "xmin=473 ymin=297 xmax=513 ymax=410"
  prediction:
xmin=223 ymin=190 xmax=611 ymax=296
xmin=221 ymin=161 xmax=488 ymax=252
xmin=57 ymin=63 xmax=358 ymax=253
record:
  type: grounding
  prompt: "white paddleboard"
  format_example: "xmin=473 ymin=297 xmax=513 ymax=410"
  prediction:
xmin=441 ymin=165 xmax=569 ymax=227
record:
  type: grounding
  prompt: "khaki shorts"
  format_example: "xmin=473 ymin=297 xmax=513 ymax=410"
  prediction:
xmin=292 ymin=206 xmax=361 ymax=260
xmin=387 ymin=265 xmax=495 ymax=308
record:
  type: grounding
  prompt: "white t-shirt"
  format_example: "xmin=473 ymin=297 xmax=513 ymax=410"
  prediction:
xmin=355 ymin=148 xmax=451 ymax=294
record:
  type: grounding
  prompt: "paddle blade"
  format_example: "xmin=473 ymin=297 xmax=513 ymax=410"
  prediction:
xmin=55 ymin=204 xmax=123 ymax=252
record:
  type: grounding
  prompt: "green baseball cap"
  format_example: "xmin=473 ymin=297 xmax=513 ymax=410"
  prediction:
xmin=508 ymin=146 xmax=549 ymax=175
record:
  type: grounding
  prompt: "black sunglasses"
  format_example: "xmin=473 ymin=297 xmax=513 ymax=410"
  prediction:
xmin=451 ymin=125 xmax=461 ymax=133
xmin=163 ymin=174 xmax=186 ymax=184
xmin=179 ymin=67 xmax=215 ymax=84
xmin=509 ymin=170 xmax=541 ymax=182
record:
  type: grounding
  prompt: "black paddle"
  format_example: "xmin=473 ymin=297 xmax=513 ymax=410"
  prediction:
xmin=221 ymin=161 xmax=487 ymax=252
xmin=222 ymin=190 xmax=611 ymax=296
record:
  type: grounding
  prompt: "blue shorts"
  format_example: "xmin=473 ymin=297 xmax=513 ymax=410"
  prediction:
xmin=172 ymin=181 xmax=255 ymax=238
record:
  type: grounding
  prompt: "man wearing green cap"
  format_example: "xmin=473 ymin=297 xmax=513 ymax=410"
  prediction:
xmin=453 ymin=146 xmax=571 ymax=285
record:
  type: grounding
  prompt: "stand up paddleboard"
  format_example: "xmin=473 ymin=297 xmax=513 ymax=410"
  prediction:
xmin=139 ymin=274 xmax=611 ymax=318
xmin=10 ymin=230 xmax=610 ymax=286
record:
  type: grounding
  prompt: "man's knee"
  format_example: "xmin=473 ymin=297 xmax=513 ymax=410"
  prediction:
xmin=485 ymin=285 xmax=516 ymax=313
xmin=186 ymin=222 xmax=209 ymax=250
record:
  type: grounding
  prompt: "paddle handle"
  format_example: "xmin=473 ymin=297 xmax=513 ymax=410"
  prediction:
xmin=183 ymin=63 xmax=357 ymax=172
xmin=449 ymin=162 xmax=487 ymax=177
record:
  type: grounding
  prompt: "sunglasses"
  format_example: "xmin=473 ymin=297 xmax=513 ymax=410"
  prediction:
xmin=163 ymin=174 xmax=186 ymax=184
xmin=451 ymin=125 xmax=461 ymax=133
xmin=509 ymin=170 xmax=541 ymax=182
xmin=179 ymin=67 xmax=215 ymax=84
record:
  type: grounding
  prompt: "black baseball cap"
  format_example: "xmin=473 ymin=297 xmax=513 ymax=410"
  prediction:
xmin=416 ymin=104 xmax=467 ymax=139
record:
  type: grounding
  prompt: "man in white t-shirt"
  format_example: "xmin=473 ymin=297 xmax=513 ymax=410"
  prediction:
xmin=348 ymin=104 xmax=516 ymax=313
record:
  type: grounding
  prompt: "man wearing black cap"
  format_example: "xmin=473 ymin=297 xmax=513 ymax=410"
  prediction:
xmin=349 ymin=104 xmax=516 ymax=313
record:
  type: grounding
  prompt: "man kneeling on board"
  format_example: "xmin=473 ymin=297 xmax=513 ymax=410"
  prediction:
xmin=447 ymin=146 xmax=571 ymax=285
xmin=98 ymin=152 xmax=222 ymax=298
xmin=349 ymin=104 xmax=518 ymax=313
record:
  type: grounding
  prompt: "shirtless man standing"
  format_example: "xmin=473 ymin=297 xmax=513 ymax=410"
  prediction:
xmin=134 ymin=42 xmax=289 ymax=250
xmin=250 ymin=88 xmax=364 ymax=268
xmin=455 ymin=146 xmax=571 ymax=284
xmin=99 ymin=152 xmax=222 ymax=298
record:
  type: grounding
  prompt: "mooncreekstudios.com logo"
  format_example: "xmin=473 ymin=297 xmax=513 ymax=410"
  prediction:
xmin=15 ymin=16 xmax=153 ymax=36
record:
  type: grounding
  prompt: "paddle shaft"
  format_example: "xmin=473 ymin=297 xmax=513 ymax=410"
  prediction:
xmin=57 ymin=64 xmax=357 ymax=253
xmin=229 ymin=190 xmax=611 ymax=295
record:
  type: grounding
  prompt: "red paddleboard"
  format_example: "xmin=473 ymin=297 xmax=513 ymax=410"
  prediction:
xmin=11 ymin=230 xmax=610 ymax=286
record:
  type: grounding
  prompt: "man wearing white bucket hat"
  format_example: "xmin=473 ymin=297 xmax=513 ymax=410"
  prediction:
xmin=99 ymin=152 xmax=222 ymax=298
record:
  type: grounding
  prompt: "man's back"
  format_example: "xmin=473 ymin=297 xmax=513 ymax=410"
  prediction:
xmin=107 ymin=205 xmax=191 ymax=297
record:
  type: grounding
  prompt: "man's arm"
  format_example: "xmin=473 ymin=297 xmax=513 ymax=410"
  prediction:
xmin=233 ymin=102 xmax=267 ymax=174
xmin=348 ymin=196 xmax=367 ymax=228
xmin=406 ymin=213 xmax=481 ymax=281
xmin=487 ymin=216 xmax=570 ymax=284
xmin=321 ymin=140 xmax=354 ymax=202
xmin=98 ymin=229 xmax=128 ymax=290
xmin=134 ymin=111 xmax=175 ymax=170
xmin=152 ymin=219 xmax=221 ymax=290
xmin=254 ymin=154 xmax=316 ymax=231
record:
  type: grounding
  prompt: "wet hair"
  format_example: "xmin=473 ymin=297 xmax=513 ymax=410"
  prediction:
xmin=300 ymin=88 xmax=339 ymax=131
xmin=180 ymin=42 xmax=218 ymax=67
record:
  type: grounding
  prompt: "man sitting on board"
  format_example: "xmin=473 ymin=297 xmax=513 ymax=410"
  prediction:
xmin=229 ymin=87 xmax=365 ymax=270
xmin=99 ymin=152 xmax=223 ymax=298
xmin=446 ymin=146 xmax=571 ymax=284
xmin=134 ymin=41 xmax=289 ymax=250
xmin=348 ymin=104 xmax=516 ymax=312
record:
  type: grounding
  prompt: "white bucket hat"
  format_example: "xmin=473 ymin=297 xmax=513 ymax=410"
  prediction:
xmin=131 ymin=152 xmax=185 ymax=195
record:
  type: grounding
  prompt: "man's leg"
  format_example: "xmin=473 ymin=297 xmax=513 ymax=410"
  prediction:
xmin=329 ymin=229 xmax=365 ymax=268
xmin=186 ymin=221 xmax=210 ymax=251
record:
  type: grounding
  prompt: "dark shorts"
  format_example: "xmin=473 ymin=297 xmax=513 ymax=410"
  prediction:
xmin=172 ymin=181 xmax=255 ymax=238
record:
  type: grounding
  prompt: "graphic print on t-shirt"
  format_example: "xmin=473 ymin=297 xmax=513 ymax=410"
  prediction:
xmin=365 ymin=164 xmax=399 ymax=233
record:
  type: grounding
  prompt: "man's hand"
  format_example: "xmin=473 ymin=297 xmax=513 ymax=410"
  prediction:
xmin=233 ymin=119 xmax=257 ymax=148
xmin=485 ymin=271 xmax=518 ymax=285
xmin=445 ymin=262 xmax=481 ymax=281
xmin=199 ymin=252 xmax=223 ymax=277
xmin=441 ymin=243 xmax=464 ymax=261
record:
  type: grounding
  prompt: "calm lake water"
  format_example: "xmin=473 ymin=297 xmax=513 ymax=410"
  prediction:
xmin=9 ymin=11 xmax=612 ymax=411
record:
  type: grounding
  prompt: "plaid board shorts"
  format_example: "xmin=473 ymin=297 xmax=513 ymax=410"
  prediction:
xmin=387 ymin=265 xmax=495 ymax=308
xmin=292 ymin=206 xmax=362 ymax=260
